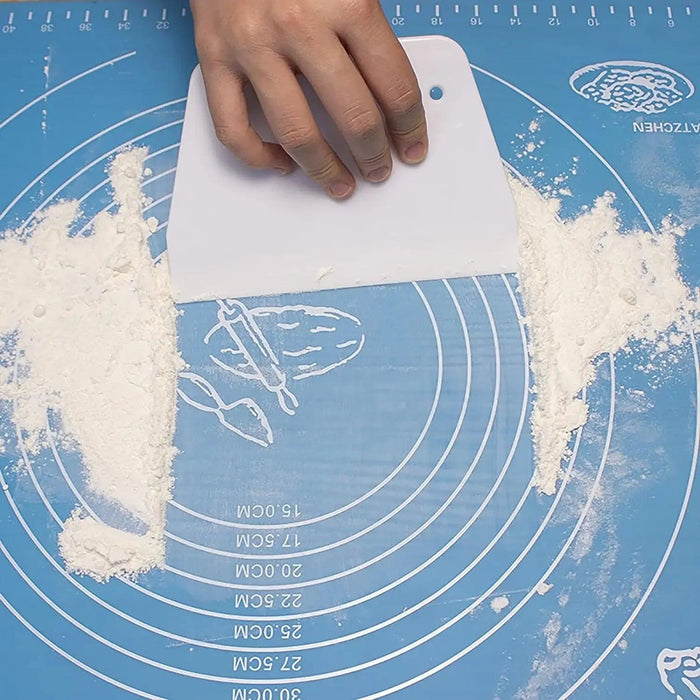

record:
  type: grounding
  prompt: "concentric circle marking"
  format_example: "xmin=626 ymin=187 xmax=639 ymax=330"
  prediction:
xmin=75 ymin=282 xmax=459 ymax=560
xmin=30 ymin=280 xmax=479 ymax=601
xmin=0 ymin=98 xmax=186 ymax=226
xmin=0 ymin=277 xmax=540 ymax=659
xmin=1 ymin=57 xmax=695 ymax=698
xmin=168 ymin=280 xmax=449 ymax=530
xmin=0 ymin=279 xmax=553 ymax=683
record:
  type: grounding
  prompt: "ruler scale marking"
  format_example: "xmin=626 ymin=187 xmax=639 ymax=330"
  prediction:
xmin=0 ymin=2 xmax=692 ymax=28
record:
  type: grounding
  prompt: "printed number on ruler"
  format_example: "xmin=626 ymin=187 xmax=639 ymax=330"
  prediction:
xmin=0 ymin=3 xmax=696 ymax=32
xmin=0 ymin=3 xmax=694 ymax=31
xmin=388 ymin=2 xmax=693 ymax=28
xmin=0 ymin=5 xmax=191 ymax=34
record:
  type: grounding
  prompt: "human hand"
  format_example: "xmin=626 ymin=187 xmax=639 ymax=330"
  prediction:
xmin=190 ymin=0 xmax=428 ymax=199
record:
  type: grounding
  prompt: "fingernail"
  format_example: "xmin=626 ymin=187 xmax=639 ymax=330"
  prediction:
xmin=404 ymin=142 xmax=426 ymax=163
xmin=367 ymin=166 xmax=391 ymax=183
xmin=328 ymin=182 xmax=353 ymax=199
xmin=275 ymin=165 xmax=293 ymax=175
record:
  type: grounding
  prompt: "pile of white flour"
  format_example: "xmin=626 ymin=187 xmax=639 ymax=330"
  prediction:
xmin=0 ymin=149 xmax=181 ymax=581
xmin=0 ymin=147 xmax=692 ymax=578
xmin=513 ymin=175 xmax=692 ymax=495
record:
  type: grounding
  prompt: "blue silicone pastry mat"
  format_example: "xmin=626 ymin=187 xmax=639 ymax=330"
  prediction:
xmin=0 ymin=1 xmax=698 ymax=698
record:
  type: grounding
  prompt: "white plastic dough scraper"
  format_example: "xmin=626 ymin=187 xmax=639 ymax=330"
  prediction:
xmin=167 ymin=35 xmax=518 ymax=302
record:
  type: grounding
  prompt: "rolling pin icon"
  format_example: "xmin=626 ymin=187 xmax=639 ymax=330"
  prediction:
xmin=205 ymin=299 xmax=299 ymax=415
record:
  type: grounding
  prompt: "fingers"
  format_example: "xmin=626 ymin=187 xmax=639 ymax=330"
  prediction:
xmin=199 ymin=60 xmax=296 ymax=174
xmin=289 ymin=37 xmax=393 ymax=183
xmin=247 ymin=57 xmax=357 ymax=199
xmin=340 ymin=6 xmax=429 ymax=165
xmin=194 ymin=0 xmax=427 ymax=198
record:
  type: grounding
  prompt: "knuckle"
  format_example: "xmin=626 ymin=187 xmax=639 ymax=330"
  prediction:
xmin=360 ymin=146 xmax=391 ymax=168
xmin=386 ymin=81 xmax=423 ymax=123
xmin=214 ymin=125 xmax=258 ymax=166
xmin=347 ymin=0 xmax=379 ymax=23
xmin=237 ymin=151 xmax=264 ymax=168
xmin=272 ymin=1 xmax=312 ymax=37
xmin=213 ymin=123 xmax=241 ymax=150
xmin=195 ymin=37 xmax=227 ymax=64
xmin=228 ymin=13 xmax=265 ymax=45
xmin=198 ymin=13 xmax=267 ymax=62
xmin=306 ymin=157 xmax=340 ymax=182
xmin=277 ymin=123 xmax=318 ymax=152
xmin=344 ymin=106 xmax=383 ymax=142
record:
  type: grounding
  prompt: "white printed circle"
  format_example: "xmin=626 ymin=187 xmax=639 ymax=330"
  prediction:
xmin=1 ymin=56 xmax=699 ymax=700
xmin=569 ymin=61 xmax=695 ymax=114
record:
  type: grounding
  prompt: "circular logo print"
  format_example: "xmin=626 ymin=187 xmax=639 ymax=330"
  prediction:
xmin=570 ymin=60 xmax=695 ymax=114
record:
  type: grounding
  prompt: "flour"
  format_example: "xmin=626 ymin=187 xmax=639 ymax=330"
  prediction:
xmin=513 ymin=175 xmax=692 ymax=495
xmin=536 ymin=581 xmax=554 ymax=596
xmin=0 ymin=149 xmax=181 ymax=581
xmin=542 ymin=612 xmax=561 ymax=651
xmin=491 ymin=595 xmax=510 ymax=613
xmin=58 ymin=510 xmax=165 ymax=582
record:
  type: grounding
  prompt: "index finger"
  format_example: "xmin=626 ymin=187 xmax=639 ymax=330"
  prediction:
xmin=340 ymin=9 xmax=428 ymax=165
xmin=200 ymin=60 xmax=296 ymax=173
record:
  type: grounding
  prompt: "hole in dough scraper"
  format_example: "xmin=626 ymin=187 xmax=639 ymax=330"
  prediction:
xmin=166 ymin=35 xmax=517 ymax=302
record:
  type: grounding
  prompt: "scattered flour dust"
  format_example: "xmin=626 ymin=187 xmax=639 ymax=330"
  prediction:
xmin=536 ymin=581 xmax=554 ymax=596
xmin=0 ymin=149 xmax=182 ymax=581
xmin=513 ymin=175 xmax=693 ymax=495
xmin=491 ymin=595 xmax=510 ymax=613
xmin=542 ymin=612 xmax=561 ymax=651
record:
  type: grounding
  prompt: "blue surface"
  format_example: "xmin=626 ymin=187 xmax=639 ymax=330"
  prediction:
xmin=0 ymin=2 xmax=699 ymax=698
